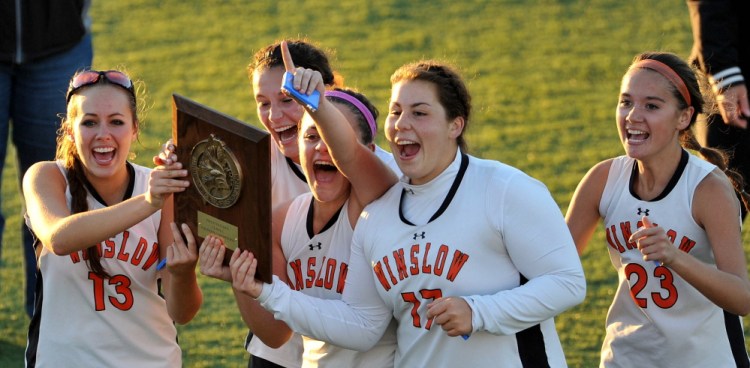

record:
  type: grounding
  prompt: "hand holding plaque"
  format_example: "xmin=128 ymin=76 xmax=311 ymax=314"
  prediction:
xmin=171 ymin=94 xmax=272 ymax=283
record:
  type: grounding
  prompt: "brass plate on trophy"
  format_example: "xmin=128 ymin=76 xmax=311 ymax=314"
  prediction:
xmin=190 ymin=134 xmax=243 ymax=209
xmin=172 ymin=94 xmax=272 ymax=283
xmin=197 ymin=211 xmax=238 ymax=250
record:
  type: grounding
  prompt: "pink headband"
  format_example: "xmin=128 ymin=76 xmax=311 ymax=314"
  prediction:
xmin=325 ymin=90 xmax=377 ymax=138
xmin=630 ymin=59 xmax=691 ymax=106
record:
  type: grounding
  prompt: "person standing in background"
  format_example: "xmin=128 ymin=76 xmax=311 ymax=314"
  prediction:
xmin=0 ymin=0 xmax=94 ymax=317
xmin=687 ymin=0 xmax=750 ymax=219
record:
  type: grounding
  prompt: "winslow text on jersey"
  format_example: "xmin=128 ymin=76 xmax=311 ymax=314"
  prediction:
xmin=373 ymin=242 xmax=470 ymax=291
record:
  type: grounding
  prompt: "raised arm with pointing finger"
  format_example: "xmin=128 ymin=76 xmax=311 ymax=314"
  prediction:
xmin=231 ymin=58 xmax=585 ymax=368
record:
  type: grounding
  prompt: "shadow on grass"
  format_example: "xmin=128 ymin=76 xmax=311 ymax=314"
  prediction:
xmin=0 ymin=339 xmax=25 ymax=366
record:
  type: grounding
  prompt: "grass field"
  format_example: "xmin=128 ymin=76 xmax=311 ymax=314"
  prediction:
xmin=1 ymin=0 xmax=748 ymax=366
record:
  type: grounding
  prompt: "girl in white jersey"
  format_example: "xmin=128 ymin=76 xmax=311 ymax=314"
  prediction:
xmin=23 ymin=69 xmax=203 ymax=367
xmin=198 ymin=41 xmax=398 ymax=367
xmin=230 ymin=59 xmax=586 ymax=367
xmin=157 ymin=39 xmax=340 ymax=368
xmin=566 ymin=52 xmax=750 ymax=367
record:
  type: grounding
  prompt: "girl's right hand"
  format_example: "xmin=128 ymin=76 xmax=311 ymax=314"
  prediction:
xmin=199 ymin=235 xmax=232 ymax=282
xmin=146 ymin=161 xmax=189 ymax=208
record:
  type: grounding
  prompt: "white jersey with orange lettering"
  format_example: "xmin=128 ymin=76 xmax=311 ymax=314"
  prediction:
xmin=248 ymin=144 xmax=307 ymax=368
xmin=26 ymin=162 xmax=180 ymax=367
xmin=258 ymin=150 xmax=585 ymax=367
xmin=598 ymin=152 xmax=749 ymax=368
xmin=281 ymin=193 xmax=396 ymax=367
xmin=254 ymin=143 xmax=400 ymax=367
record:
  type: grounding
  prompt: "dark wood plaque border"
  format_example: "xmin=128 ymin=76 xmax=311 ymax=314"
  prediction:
xmin=172 ymin=94 xmax=272 ymax=283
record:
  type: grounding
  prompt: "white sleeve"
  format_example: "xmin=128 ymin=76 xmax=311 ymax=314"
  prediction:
xmin=462 ymin=172 xmax=586 ymax=335
xmin=257 ymin=226 xmax=392 ymax=351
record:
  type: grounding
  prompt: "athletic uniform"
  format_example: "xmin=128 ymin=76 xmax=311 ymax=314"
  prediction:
xmin=26 ymin=162 xmax=181 ymax=368
xmin=258 ymin=149 xmax=585 ymax=367
xmin=281 ymin=193 xmax=396 ymax=367
xmin=250 ymin=144 xmax=399 ymax=367
xmin=598 ymin=152 xmax=749 ymax=368
xmin=248 ymin=144 xmax=307 ymax=368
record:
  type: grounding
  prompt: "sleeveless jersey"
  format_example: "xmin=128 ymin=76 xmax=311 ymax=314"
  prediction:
xmin=598 ymin=153 xmax=749 ymax=367
xmin=26 ymin=162 xmax=181 ymax=367
xmin=259 ymin=151 xmax=585 ymax=367
xmin=252 ymin=143 xmax=406 ymax=366
xmin=281 ymin=193 xmax=396 ymax=367
xmin=249 ymin=144 xmax=306 ymax=368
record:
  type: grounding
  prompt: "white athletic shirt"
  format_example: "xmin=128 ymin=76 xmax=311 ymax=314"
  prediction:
xmin=258 ymin=149 xmax=585 ymax=367
xmin=248 ymin=144 xmax=307 ymax=368
xmin=598 ymin=153 xmax=749 ymax=368
xmin=281 ymin=193 xmax=396 ymax=367
xmin=27 ymin=162 xmax=181 ymax=368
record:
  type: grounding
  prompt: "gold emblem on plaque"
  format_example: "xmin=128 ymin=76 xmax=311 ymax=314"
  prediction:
xmin=190 ymin=134 xmax=243 ymax=208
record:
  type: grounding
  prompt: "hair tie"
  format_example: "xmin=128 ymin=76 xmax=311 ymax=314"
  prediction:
xmin=630 ymin=59 xmax=691 ymax=106
xmin=324 ymin=91 xmax=377 ymax=138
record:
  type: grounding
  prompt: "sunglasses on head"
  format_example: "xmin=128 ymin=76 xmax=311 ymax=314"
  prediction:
xmin=66 ymin=70 xmax=134 ymax=103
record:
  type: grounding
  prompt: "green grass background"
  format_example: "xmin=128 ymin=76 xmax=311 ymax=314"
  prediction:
xmin=1 ymin=0 xmax=748 ymax=366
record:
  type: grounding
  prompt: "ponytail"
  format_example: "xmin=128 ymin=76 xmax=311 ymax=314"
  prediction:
xmin=680 ymin=129 xmax=750 ymax=212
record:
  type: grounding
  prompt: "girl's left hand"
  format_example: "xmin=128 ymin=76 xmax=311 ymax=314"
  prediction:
xmin=426 ymin=297 xmax=473 ymax=337
xmin=230 ymin=249 xmax=264 ymax=298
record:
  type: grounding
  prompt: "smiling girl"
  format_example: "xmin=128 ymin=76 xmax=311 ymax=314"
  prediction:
xmin=199 ymin=42 xmax=398 ymax=367
xmin=23 ymin=69 xmax=202 ymax=367
xmin=566 ymin=52 xmax=750 ymax=367
xmin=231 ymin=59 xmax=586 ymax=367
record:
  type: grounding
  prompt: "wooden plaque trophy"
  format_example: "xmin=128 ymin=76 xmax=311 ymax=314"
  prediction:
xmin=172 ymin=94 xmax=272 ymax=283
